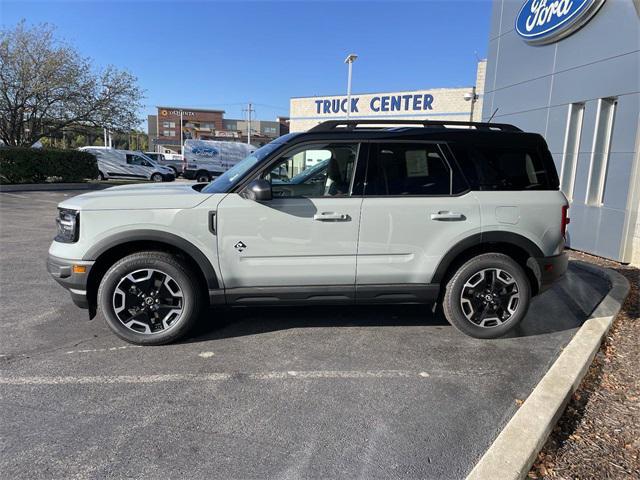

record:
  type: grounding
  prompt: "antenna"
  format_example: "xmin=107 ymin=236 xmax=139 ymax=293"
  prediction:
xmin=488 ymin=107 xmax=499 ymax=123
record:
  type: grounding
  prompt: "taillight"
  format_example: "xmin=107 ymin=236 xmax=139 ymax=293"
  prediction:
xmin=561 ymin=205 xmax=570 ymax=238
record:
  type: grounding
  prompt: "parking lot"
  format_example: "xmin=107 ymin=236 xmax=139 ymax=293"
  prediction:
xmin=0 ymin=190 xmax=612 ymax=479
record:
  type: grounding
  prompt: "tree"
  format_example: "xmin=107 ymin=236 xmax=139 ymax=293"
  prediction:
xmin=0 ymin=21 xmax=144 ymax=147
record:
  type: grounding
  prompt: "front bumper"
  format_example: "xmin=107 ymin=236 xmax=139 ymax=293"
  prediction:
xmin=529 ymin=252 xmax=569 ymax=293
xmin=162 ymin=172 xmax=176 ymax=182
xmin=47 ymin=254 xmax=94 ymax=309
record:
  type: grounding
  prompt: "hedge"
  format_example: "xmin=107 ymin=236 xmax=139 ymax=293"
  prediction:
xmin=0 ymin=148 xmax=99 ymax=184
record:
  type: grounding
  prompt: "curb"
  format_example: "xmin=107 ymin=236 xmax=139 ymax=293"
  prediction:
xmin=466 ymin=260 xmax=630 ymax=480
xmin=0 ymin=183 xmax=106 ymax=192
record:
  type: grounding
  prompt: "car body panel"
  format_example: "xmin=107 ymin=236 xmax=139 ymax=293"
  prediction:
xmin=216 ymin=193 xmax=363 ymax=289
xmin=356 ymin=193 xmax=482 ymax=284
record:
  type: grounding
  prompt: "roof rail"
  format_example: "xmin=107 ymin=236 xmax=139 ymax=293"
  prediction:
xmin=307 ymin=119 xmax=522 ymax=133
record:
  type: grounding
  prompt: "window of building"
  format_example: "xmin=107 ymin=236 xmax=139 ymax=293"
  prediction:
xmin=162 ymin=130 xmax=176 ymax=137
xmin=162 ymin=121 xmax=175 ymax=128
xmin=586 ymin=97 xmax=617 ymax=206
xmin=264 ymin=143 xmax=359 ymax=197
xmin=560 ymin=103 xmax=585 ymax=200
xmin=366 ymin=143 xmax=451 ymax=196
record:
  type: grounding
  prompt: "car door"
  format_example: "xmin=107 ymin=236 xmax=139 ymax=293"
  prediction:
xmin=125 ymin=154 xmax=152 ymax=179
xmin=355 ymin=141 xmax=480 ymax=301
xmin=216 ymin=142 xmax=366 ymax=302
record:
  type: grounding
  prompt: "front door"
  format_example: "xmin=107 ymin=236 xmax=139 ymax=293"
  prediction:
xmin=216 ymin=142 xmax=365 ymax=301
xmin=356 ymin=141 xmax=481 ymax=300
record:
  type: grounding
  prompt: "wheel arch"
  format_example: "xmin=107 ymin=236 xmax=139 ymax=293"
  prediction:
xmin=432 ymin=232 xmax=544 ymax=296
xmin=84 ymin=230 xmax=220 ymax=318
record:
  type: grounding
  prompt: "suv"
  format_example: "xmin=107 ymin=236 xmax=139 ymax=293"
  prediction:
xmin=48 ymin=120 xmax=569 ymax=345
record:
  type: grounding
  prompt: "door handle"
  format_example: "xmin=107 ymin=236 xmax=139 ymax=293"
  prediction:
xmin=430 ymin=211 xmax=465 ymax=221
xmin=313 ymin=212 xmax=350 ymax=221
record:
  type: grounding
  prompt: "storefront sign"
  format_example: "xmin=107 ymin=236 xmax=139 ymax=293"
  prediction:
xmin=313 ymin=94 xmax=434 ymax=115
xmin=515 ymin=0 xmax=606 ymax=45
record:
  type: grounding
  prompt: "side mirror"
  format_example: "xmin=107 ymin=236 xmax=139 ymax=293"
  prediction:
xmin=243 ymin=178 xmax=272 ymax=202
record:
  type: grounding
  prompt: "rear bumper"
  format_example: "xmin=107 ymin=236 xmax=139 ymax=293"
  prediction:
xmin=47 ymin=254 xmax=94 ymax=309
xmin=530 ymin=252 xmax=569 ymax=293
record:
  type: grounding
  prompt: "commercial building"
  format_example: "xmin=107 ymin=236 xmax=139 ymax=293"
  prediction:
xmin=148 ymin=107 xmax=288 ymax=152
xmin=289 ymin=61 xmax=486 ymax=132
xmin=483 ymin=0 xmax=640 ymax=264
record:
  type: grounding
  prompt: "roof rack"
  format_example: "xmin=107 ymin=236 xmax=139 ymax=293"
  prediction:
xmin=307 ymin=119 xmax=522 ymax=133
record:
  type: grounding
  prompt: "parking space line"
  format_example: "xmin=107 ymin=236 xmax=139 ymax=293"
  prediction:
xmin=0 ymin=369 xmax=498 ymax=385
xmin=64 ymin=346 xmax=142 ymax=354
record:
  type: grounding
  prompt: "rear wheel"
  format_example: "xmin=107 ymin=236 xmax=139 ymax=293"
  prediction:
xmin=98 ymin=252 xmax=203 ymax=345
xmin=151 ymin=173 xmax=163 ymax=182
xmin=196 ymin=171 xmax=211 ymax=183
xmin=443 ymin=253 xmax=530 ymax=339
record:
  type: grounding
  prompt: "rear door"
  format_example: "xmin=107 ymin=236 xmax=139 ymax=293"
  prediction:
xmin=355 ymin=141 xmax=481 ymax=300
xmin=125 ymin=154 xmax=153 ymax=179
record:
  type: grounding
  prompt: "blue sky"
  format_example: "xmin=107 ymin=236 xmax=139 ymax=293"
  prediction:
xmin=1 ymin=0 xmax=493 ymax=123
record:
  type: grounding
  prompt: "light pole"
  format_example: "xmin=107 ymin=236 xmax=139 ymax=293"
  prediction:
xmin=344 ymin=53 xmax=358 ymax=119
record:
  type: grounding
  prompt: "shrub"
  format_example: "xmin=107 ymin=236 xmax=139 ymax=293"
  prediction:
xmin=0 ymin=148 xmax=98 ymax=184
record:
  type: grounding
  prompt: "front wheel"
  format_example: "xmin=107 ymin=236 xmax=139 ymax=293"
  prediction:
xmin=97 ymin=252 xmax=203 ymax=345
xmin=442 ymin=253 xmax=531 ymax=339
xmin=151 ymin=173 xmax=163 ymax=182
xmin=196 ymin=171 xmax=211 ymax=183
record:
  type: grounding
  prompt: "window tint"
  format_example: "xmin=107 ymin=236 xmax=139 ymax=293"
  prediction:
xmin=264 ymin=143 xmax=359 ymax=198
xmin=126 ymin=154 xmax=150 ymax=166
xmin=451 ymin=143 xmax=557 ymax=191
xmin=366 ymin=143 xmax=451 ymax=196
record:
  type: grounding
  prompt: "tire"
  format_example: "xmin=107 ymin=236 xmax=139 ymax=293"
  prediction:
xmin=442 ymin=253 xmax=531 ymax=339
xmin=97 ymin=251 xmax=204 ymax=345
xmin=196 ymin=171 xmax=211 ymax=183
xmin=151 ymin=173 xmax=163 ymax=182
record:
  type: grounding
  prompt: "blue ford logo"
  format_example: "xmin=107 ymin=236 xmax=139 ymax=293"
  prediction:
xmin=515 ymin=0 xmax=606 ymax=45
xmin=191 ymin=146 xmax=219 ymax=157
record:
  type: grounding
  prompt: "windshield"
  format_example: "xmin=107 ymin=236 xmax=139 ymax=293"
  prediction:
xmin=201 ymin=141 xmax=285 ymax=193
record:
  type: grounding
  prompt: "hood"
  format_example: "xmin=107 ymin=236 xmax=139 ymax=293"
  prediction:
xmin=58 ymin=183 xmax=211 ymax=211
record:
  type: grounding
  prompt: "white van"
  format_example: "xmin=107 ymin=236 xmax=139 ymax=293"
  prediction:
xmin=182 ymin=140 xmax=256 ymax=182
xmin=80 ymin=147 xmax=176 ymax=182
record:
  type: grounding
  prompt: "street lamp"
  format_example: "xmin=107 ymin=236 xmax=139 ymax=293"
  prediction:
xmin=344 ymin=53 xmax=358 ymax=119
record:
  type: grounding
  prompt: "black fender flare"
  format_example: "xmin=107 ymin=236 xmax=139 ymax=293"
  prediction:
xmin=83 ymin=229 xmax=219 ymax=289
xmin=431 ymin=231 xmax=545 ymax=284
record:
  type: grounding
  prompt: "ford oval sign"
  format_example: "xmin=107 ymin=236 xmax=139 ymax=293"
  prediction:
xmin=516 ymin=0 xmax=606 ymax=45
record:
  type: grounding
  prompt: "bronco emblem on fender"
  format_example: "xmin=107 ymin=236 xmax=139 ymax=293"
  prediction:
xmin=234 ymin=241 xmax=247 ymax=252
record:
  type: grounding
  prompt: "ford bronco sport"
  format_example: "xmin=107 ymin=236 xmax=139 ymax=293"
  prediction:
xmin=48 ymin=120 xmax=569 ymax=345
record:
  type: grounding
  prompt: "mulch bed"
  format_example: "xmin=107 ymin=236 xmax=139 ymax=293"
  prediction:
xmin=529 ymin=250 xmax=640 ymax=479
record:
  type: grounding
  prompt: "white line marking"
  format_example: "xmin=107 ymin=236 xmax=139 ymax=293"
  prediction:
xmin=0 ymin=370 xmax=432 ymax=385
xmin=65 ymin=345 xmax=142 ymax=354
xmin=198 ymin=351 xmax=215 ymax=358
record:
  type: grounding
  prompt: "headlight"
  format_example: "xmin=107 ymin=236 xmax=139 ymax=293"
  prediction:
xmin=55 ymin=208 xmax=79 ymax=243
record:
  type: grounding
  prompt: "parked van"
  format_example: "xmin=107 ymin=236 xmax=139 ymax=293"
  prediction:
xmin=144 ymin=152 xmax=184 ymax=176
xmin=80 ymin=147 xmax=175 ymax=182
xmin=182 ymin=140 xmax=256 ymax=182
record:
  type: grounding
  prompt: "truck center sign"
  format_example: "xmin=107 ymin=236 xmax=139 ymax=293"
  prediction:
xmin=313 ymin=94 xmax=435 ymax=115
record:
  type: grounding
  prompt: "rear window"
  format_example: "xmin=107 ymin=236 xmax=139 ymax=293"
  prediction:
xmin=450 ymin=143 xmax=558 ymax=191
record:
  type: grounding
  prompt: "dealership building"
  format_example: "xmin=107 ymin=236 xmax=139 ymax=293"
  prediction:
xmin=483 ymin=0 xmax=640 ymax=264
xmin=289 ymin=61 xmax=486 ymax=132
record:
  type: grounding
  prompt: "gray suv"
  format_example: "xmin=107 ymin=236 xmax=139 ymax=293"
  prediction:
xmin=48 ymin=120 xmax=569 ymax=345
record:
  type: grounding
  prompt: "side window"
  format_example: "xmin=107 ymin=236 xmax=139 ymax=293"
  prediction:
xmin=263 ymin=143 xmax=359 ymax=198
xmin=126 ymin=154 xmax=152 ymax=167
xmin=366 ymin=143 xmax=451 ymax=196
xmin=451 ymin=143 xmax=557 ymax=191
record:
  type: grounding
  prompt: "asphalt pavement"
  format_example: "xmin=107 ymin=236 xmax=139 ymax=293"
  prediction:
xmin=0 ymin=190 xmax=611 ymax=480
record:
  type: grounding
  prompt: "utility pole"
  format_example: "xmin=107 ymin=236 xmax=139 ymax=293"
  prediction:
xmin=243 ymin=102 xmax=255 ymax=145
xmin=180 ymin=110 xmax=184 ymax=156
xmin=103 ymin=127 xmax=107 ymax=147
